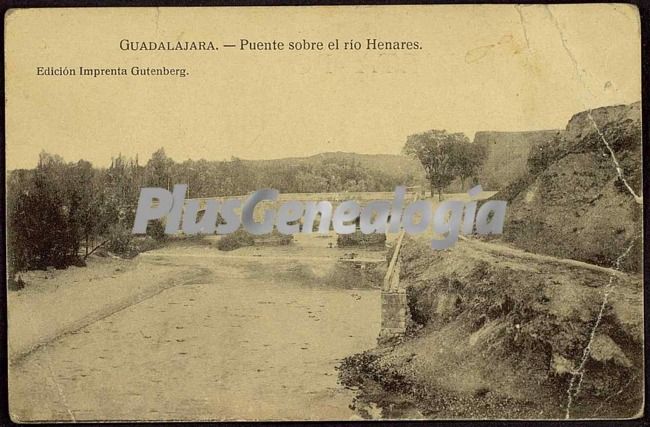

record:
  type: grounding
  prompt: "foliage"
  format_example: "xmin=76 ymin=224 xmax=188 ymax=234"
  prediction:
xmin=146 ymin=219 xmax=167 ymax=241
xmin=7 ymin=147 xmax=418 ymax=276
xmin=146 ymin=148 xmax=174 ymax=189
xmin=217 ymin=229 xmax=255 ymax=251
xmin=258 ymin=229 xmax=294 ymax=246
xmin=337 ymin=230 xmax=387 ymax=247
xmin=216 ymin=228 xmax=294 ymax=251
xmin=527 ymin=134 xmax=565 ymax=176
xmin=403 ymin=130 xmax=481 ymax=199
xmin=105 ymin=223 xmax=137 ymax=257
xmin=448 ymin=140 xmax=488 ymax=189
xmin=7 ymin=153 xmax=95 ymax=271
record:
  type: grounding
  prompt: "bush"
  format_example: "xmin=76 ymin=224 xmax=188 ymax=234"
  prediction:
xmin=8 ymin=274 xmax=25 ymax=291
xmin=337 ymin=230 xmax=386 ymax=248
xmin=493 ymin=173 xmax=535 ymax=203
xmin=8 ymin=175 xmax=77 ymax=270
xmin=146 ymin=219 xmax=167 ymax=241
xmin=217 ymin=228 xmax=294 ymax=251
xmin=255 ymin=229 xmax=294 ymax=246
xmin=527 ymin=134 xmax=565 ymax=176
xmin=105 ymin=223 xmax=138 ymax=258
xmin=133 ymin=236 xmax=164 ymax=253
xmin=217 ymin=229 xmax=255 ymax=251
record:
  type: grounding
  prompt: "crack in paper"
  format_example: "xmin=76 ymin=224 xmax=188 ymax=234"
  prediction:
xmin=543 ymin=4 xmax=642 ymax=418
xmin=38 ymin=359 xmax=77 ymax=422
xmin=544 ymin=5 xmax=642 ymax=205
xmin=515 ymin=5 xmax=531 ymax=51
xmin=564 ymin=238 xmax=638 ymax=419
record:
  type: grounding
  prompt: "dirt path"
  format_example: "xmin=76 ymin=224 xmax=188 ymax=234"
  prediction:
xmin=458 ymin=235 xmax=635 ymax=279
xmin=9 ymin=243 xmax=381 ymax=421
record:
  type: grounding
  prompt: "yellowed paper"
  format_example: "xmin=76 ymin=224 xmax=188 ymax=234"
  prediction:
xmin=5 ymin=5 xmax=642 ymax=421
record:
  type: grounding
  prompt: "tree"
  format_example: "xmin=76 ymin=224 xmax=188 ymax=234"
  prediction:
xmin=403 ymin=130 xmax=470 ymax=200
xmin=8 ymin=162 xmax=76 ymax=270
xmin=66 ymin=160 xmax=101 ymax=258
xmin=449 ymin=140 xmax=487 ymax=190
xmin=145 ymin=148 xmax=174 ymax=190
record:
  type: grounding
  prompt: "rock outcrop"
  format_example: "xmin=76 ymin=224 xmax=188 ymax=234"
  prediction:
xmin=499 ymin=102 xmax=642 ymax=272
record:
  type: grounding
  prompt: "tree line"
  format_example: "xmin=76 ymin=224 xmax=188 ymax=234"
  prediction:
xmin=6 ymin=148 xmax=418 ymax=276
xmin=8 ymin=131 xmax=486 ymax=278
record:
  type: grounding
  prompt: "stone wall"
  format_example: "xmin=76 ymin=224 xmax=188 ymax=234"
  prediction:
xmin=474 ymin=129 xmax=562 ymax=190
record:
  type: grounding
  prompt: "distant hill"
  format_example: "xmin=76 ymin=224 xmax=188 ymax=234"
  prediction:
xmin=243 ymin=151 xmax=426 ymax=187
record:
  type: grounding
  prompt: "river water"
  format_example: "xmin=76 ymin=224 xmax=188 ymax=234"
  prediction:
xmin=9 ymin=242 xmax=382 ymax=421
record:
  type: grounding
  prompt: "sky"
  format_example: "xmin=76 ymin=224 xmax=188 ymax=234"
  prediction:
xmin=5 ymin=4 xmax=641 ymax=169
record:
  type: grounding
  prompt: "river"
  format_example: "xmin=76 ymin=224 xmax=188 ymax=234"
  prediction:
xmin=9 ymin=239 xmax=382 ymax=421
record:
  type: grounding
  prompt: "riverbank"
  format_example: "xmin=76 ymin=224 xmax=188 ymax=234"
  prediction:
xmin=8 ymin=253 xmax=211 ymax=363
xmin=338 ymin=236 xmax=643 ymax=419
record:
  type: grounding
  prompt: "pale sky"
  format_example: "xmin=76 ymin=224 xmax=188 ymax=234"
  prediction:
xmin=5 ymin=4 xmax=641 ymax=169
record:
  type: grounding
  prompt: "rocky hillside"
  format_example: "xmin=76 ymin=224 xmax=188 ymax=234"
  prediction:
xmin=337 ymin=101 xmax=643 ymax=420
xmin=339 ymin=237 xmax=643 ymax=419
xmin=474 ymin=130 xmax=563 ymax=190
xmin=497 ymin=102 xmax=642 ymax=272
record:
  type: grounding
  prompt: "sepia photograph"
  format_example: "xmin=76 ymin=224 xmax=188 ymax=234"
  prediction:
xmin=4 ymin=4 xmax=644 ymax=421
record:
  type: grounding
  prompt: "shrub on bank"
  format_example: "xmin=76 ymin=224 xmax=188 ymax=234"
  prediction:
xmin=255 ymin=229 xmax=294 ymax=246
xmin=105 ymin=223 xmax=139 ymax=258
xmin=8 ymin=275 xmax=25 ymax=291
xmin=217 ymin=228 xmax=294 ymax=251
xmin=217 ymin=229 xmax=255 ymax=251
xmin=337 ymin=230 xmax=387 ymax=248
xmin=146 ymin=219 xmax=167 ymax=241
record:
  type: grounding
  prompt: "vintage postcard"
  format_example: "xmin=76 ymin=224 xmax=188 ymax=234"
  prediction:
xmin=5 ymin=4 xmax=643 ymax=421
